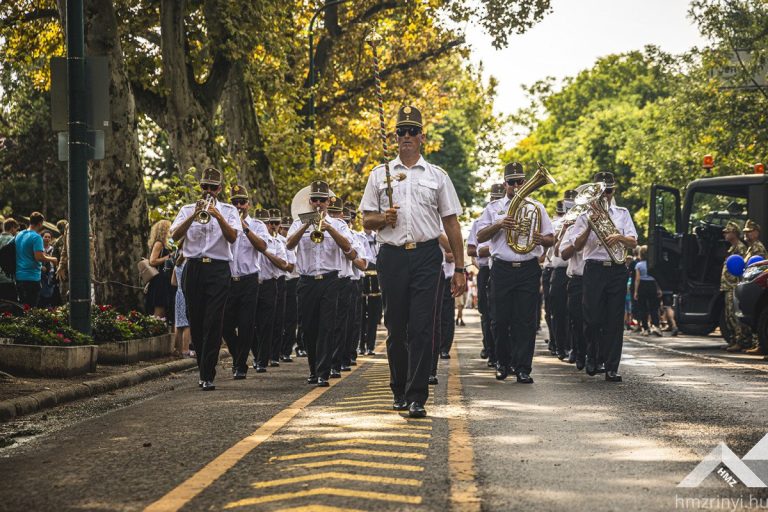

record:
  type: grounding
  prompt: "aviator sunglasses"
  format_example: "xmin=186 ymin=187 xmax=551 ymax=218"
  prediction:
xmin=396 ymin=126 xmax=422 ymax=137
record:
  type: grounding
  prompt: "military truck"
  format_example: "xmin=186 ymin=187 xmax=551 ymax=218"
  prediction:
xmin=647 ymin=173 xmax=768 ymax=338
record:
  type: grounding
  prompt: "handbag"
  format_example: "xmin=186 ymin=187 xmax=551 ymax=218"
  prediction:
xmin=137 ymin=258 xmax=159 ymax=286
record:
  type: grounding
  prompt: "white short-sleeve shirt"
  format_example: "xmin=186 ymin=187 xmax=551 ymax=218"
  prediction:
xmin=287 ymin=216 xmax=352 ymax=276
xmin=259 ymin=234 xmax=287 ymax=281
xmin=467 ymin=220 xmax=490 ymax=268
xmin=171 ymin=199 xmax=242 ymax=261
xmin=560 ymin=224 xmax=585 ymax=277
xmin=571 ymin=204 xmax=637 ymax=262
xmin=547 ymin=217 xmax=568 ymax=268
xmin=230 ymin=216 xmax=270 ymax=277
xmin=475 ymin=196 xmax=554 ymax=262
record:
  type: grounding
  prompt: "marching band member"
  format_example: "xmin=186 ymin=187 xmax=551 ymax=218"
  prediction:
xmin=477 ymin=162 xmax=554 ymax=384
xmin=360 ymin=228 xmax=381 ymax=356
xmin=343 ymin=207 xmax=370 ymax=367
xmin=170 ymin=168 xmax=240 ymax=391
xmin=287 ymin=180 xmax=355 ymax=387
xmin=222 ymin=185 xmax=269 ymax=380
xmin=570 ymin=172 xmax=637 ymax=382
xmin=268 ymin=208 xmax=290 ymax=367
xmin=548 ymin=201 xmax=571 ymax=360
xmin=558 ymin=192 xmax=587 ymax=370
xmin=279 ymin=216 xmax=300 ymax=361
xmin=430 ymin=233 xmax=455 ymax=386
xmin=360 ymin=105 xmax=465 ymax=418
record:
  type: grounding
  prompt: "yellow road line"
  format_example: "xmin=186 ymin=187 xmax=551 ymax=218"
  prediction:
xmin=334 ymin=423 xmax=433 ymax=431
xmin=273 ymin=506 xmax=366 ymax=512
xmin=250 ymin=471 xmax=422 ymax=489
xmin=337 ymin=398 xmax=393 ymax=404
xmin=325 ymin=408 xmax=401 ymax=414
xmin=320 ymin=431 xmax=431 ymax=439
xmin=306 ymin=439 xmax=429 ymax=449
xmin=329 ymin=402 xmax=393 ymax=409
xmin=143 ymin=344 xmax=383 ymax=512
xmin=270 ymin=448 xmax=426 ymax=462
xmin=224 ymin=487 xmax=422 ymax=509
xmin=448 ymin=342 xmax=481 ymax=511
xmin=285 ymin=459 xmax=425 ymax=472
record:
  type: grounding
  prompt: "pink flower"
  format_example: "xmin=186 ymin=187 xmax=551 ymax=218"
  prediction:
xmin=56 ymin=333 xmax=64 ymax=338
xmin=63 ymin=338 xmax=71 ymax=343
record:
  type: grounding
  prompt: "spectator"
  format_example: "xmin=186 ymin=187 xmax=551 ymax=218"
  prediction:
xmin=145 ymin=220 xmax=173 ymax=319
xmin=56 ymin=224 xmax=69 ymax=301
xmin=633 ymin=245 xmax=663 ymax=336
xmin=15 ymin=212 xmax=58 ymax=307
xmin=0 ymin=218 xmax=20 ymax=302
xmin=38 ymin=230 xmax=59 ymax=307
xmin=171 ymin=246 xmax=192 ymax=357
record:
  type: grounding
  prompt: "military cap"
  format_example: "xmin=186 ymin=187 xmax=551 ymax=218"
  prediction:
xmin=230 ymin=184 xmax=249 ymax=200
xmin=396 ymin=106 xmax=423 ymax=128
xmin=310 ymin=180 xmax=330 ymax=198
xmin=342 ymin=207 xmax=352 ymax=221
xmin=254 ymin=209 xmax=270 ymax=222
xmin=564 ymin=189 xmax=578 ymax=200
xmin=504 ymin=162 xmax=525 ymax=180
xmin=744 ymin=219 xmax=761 ymax=232
xmin=593 ymin=171 xmax=616 ymax=187
xmin=200 ymin=167 xmax=222 ymax=186
xmin=723 ymin=221 xmax=741 ymax=234
xmin=490 ymin=183 xmax=505 ymax=199
xmin=327 ymin=196 xmax=344 ymax=213
xmin=556 ymin=200 xmax=566 ymax=215
xmin=280 ymin=216 xmax=293 ymax=228
xmin=268 ymin=208 xmax=282 ymax=222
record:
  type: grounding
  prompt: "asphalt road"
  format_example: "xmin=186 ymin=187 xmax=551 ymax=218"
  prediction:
xmin=1 ymin=310 xmax=768 ymax=511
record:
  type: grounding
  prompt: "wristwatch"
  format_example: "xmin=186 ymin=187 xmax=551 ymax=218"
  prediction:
xmin=243 ymin=227 xmax=250 ymax=235
xmin=455 ymin=267 xmax=467 ymax=274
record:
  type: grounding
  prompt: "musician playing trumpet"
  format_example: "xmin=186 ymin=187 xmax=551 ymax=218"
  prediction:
xmin=570 ymin=171 xmax=637 ymax=382
xmin=477 ymin=162 xmax=555 ymax=384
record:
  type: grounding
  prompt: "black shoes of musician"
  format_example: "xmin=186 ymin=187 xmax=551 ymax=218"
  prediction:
xmin=317 ymin=378 xmax=330 ymax=387
xmin=307 ymin=375 xmax=318 ymax=385
xmin=198 ymin=379 xmax=204 ymax=388
xmin=255 ymin=365 xmax=267 ymax=373
xmin=585 ymin=359 xmax=597 ymax=376
xmin=440 ymin=352 xmax=451 ymax=359
xmin=408 ymin=402 xmax=427 ymax=418
xmin=280 ymin=355 xmax=293 ymax=363
xmin=576 ymin=357 xmax=586 ymax=371
xmin=269 ymin=360 xmax=280 ymax=367
xmin=480 ymin=348 xmax=487 ymax=359
xmin=428 ymin=375 xmax=438 ymax=385
xmin=330 ymin=369 xmax=342 ymax=378
xmin=548 ymin=343 xmax=557 ymax=356
xmin=495 ymin=364 xmax=509 ymax=381
xmin=366 ymin=350 xmax=376 ymax=356
xmin=201 ymin=381 xmax=216 ymax=391
xmin=596 ymin=363 xmax=606 ymax=374
xmin=296 ymin=349 xmax=308 ymax=357
xmin=556 ymin=351 xmax=568 ymax=360
xmin=233 ymin=370 xmax=247 ymax=380
xmin=516 ymin=372 xmax=534 ymax=384
xmin=567 ymin=350 xmax=578 ymax=364
xmin=487 ymin=359 xmax=496 ymax=368
xmin=349 ymin=360 xmax=357 ymax=366
xmin=393 ymin=398 xmax=409 ymax=411
xmin=605 ymin=371 xmax=622 ymax=382
xmin=340 ymin=365 xmax=352 ymax=372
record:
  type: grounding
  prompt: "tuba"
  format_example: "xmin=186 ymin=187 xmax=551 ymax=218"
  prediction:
xmin=506 ymin=162 xmax=557 ymax=253
xmin=574 ymin=182 xmax=627 ymax=264
xmin=290 ymin=185 xmax=334 ymax=244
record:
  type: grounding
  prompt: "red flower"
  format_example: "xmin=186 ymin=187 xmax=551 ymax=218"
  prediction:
xmin=56 ymin=333 xmax=64 ymax=338
xmin=23 ymin=304 xmax=31 ymax=312
xmin=63 ymin=338 xmax=71 ymax=343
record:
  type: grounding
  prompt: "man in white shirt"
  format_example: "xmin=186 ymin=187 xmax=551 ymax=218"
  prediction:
xmin=222 ymin=185 xmax=270 ymax=380
xmin=360 ymin=105 xmax=466 ymax=418
xmin=548 ymin=200 xmax=571 ymax=361
xmin=339 ymin=207 xmax=370 ymax=372
xmin=268 ymin=208 xmax=291 ymax=368
xmin=476 ymin=162 xmax=555 ymax=384
xmin=559 ymin=198 xmax=587 ymax=371
xmin=287 ymin=181 xmax=355 ymax=387
xmin=170 ymin=168 xmax=240 ymax=391
xmin=278 ymin=216 xmax=300 ymax=361
xmin=360 ymin=228 xmax=381 ymax=356
xmin=570 ymin=171 xmax=637 ymax=382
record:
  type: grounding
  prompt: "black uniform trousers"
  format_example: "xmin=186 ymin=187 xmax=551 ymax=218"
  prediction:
xmin=281 ymin=277 xmax=299 ymax=357
xmin=345 ymin=280 xmax=362 ymax=363
xmin=431 ymin=274 xmax=447 ymax=377
xmin=542 ymin=266 xmax=555 ymax=347
xmin=477 ymin=265 xmax=493 ymax=359
xmin=253 ymin=278 xmax=277 ymax=367
xmin=361 ymin=264 xmax=383 ymax=352
xmin=550 ymin=266 xmax=570 ymax=355
xmin=183 ymin=259 xmax=230 ymax=382
xmin=567 ymin=275 xmax=586 ymax=360
xmin=332 ymin=277 xmax=353 ymax=370
xmin=490 ymin=258 xmax=541 ymax=374
xmin=270 ymin=276 xmax=286 ymax=362
xmin=378 ymin=240 xmax=442 ymax=405
xmin=222 ymin=274 xmax=259 ymax=374
xmin=298 ymin=272 xmax=341 ymax=380
xmin=440 ymin=276 xmax=456 ymax=354
xmin=582 ymin=261 xmax=627 ymax=372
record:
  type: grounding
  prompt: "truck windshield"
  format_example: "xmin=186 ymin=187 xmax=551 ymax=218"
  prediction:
xmin=688 ymin=191 xmax=748 ymax=234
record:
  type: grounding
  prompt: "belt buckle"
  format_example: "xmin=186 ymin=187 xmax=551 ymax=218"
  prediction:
xmin=512 ymin=262 xmax=521 ymax=268
xmin=602 ymin=261 xmax=611 ymax=267
xmin=232 ymin=276 xmax=240 ymax=282
xmin=314 ymin=274 xmax=324 ymax=280
xmin=202 ymin=257 xmax=211 ymax=263
xmin=404 ymin=242 xmax=417 ymax=250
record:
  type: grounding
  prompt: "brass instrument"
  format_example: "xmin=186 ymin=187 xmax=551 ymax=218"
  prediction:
xmin=506 ymin=162 xmax=557 ymax=253
xmin=574 ymin=182 xmax=628 ymax=264
xmin=195 ymin=194 xmax=215 ymax=224
xmin=290 ymin=185 xmax=335 ymax=244
xmin=310 ymin=210 xmax=326 ymax=243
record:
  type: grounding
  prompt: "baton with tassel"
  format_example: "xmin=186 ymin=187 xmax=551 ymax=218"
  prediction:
xmin=367 ymin=34 xmax=395 ymax=220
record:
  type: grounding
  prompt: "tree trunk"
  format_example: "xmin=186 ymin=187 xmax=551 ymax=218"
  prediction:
xmin=84 ymin=0 xmax=149 ymax=310
xmin=221 ymin=63 xmax=278 ymax=207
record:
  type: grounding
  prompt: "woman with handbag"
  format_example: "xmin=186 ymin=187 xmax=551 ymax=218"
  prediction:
xmin=145 ymin=220 xmax=173 ymax=319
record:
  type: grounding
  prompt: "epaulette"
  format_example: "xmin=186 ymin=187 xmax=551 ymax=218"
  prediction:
xmin=431 ymin=164 xmax=448 ymax=175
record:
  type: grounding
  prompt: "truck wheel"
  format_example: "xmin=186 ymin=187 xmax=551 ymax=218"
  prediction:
xmin=677 ymin=323 xmax=715 ymax=336
xmin=719 ymin=308 xmax=734 ymax=344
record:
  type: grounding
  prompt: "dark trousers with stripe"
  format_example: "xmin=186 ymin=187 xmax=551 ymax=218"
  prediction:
xmin=183 ymin=259 xmax=230 ymax=382
xmin=345 ymin=280 xmax=363 ymax=363
xmin=491 ymin=258 xmax=541 ymax=374
xmin=332 ymin=277 xmax=353 ymax=370
xmin=298 ymin=274 xmax=341 ymax=380
xmin=270 ymin=276 xmax=286 ymax=363
xmin=222 ymin=274 xmax=259 ymax=373
xmin=583 ymin=261 xmax=627 ymax=372
xmin=550 ymin=266 xmax=570 ymax=355
xmin=542 ymin=267 xmax=555 ymax=346
xmin=378 ymin=241 xmax=442 ymax=405
xmin=477 ymin=265 xmax=493 ymax=359
xmin=361 ymin=264 xmax=383 ymax=352
xmin=253 ymin=278 xmax=277 ymax=367
xmin=567 ymin=275 xmax=586 ymax=360
xmin=281 ymin=278 xmax=299 ymax=357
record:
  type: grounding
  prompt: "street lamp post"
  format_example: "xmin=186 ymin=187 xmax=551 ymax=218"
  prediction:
xmin=308 ymin=0 xmax=351 ymax=172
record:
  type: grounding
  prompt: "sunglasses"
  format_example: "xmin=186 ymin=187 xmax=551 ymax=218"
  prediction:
xmin=201 ymin=184 xmax=219 ymax=191
xmin=396 ymin=126 xmax=422 ymax=137
xmin=604 ymin=187 xmax=615 ymax=194
xmin=232 ymin=199 xmax=248 ymax=206
xmin=269 ymin=220 xmax=280 ymax=225
xmin=506 ymin=178 xmax=524 ymax=186
xmin=310 ymin=197 xmax=328 ymax=203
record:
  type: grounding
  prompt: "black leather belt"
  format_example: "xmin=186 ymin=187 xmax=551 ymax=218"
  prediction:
xmin=492 ymin=257 xmax=538 ymax=268
xmin=384 ymin=239 xmax=439 ymax=251
xmin=189 ymin=257 xmax=228 ymax=264
xmin=300 ymin=271 xmax=339 ymax=281
xmin=231 ymin=272 xmax=258 ymax=282
xmin=586 ymin=259 xmax=625 ymax=267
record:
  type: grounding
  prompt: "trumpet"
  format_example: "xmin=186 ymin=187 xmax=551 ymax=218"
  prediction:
xmin=195 ymin=194 xmax=215 ymax=224
xmin=310 ymin=209 xmax=326 ymax=244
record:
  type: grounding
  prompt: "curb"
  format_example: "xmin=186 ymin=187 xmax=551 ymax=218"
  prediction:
xmin=0 ymin=358 xmax=199 ymax=423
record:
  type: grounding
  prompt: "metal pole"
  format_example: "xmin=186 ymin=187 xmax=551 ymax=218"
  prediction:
xmin=67 ymin=0 xmax=92 ymax=334
xmin=307 ymin=0 xmax=351 ymax=172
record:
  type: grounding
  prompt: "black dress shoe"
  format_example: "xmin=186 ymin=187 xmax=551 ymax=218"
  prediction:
xmin=198 ymin=379 xmax=204 ymax=388
xmin=480 ymin=349 xmax=488 ymax=359
xmin=317 ymin=378 xmax=330 ymax=387
xmin=596 ymin=363 xmax=606 ymax=374
xmin=605 ymin=371 xmax=622 ymax=382
xmin=408 ymin=402 xmax=427 ymax=418
xmin=366 ymin=350 xmax=375 ymax=356
xmin=585 ymin=359 xmax=597 ymax=376
xmin=340 ymin=365 xmax=352 ymax=372
xmin=487 ymin=359 xmax=497 ymax=368
xmin=567 ymin=351 xmax=578 ymax=364
xmin=428 ymin=375 xmax=438 ymax=385
xmin=202 ymin=381 xmax=216 ymax=391
xmin=516 ymin=372 xmax=534 ymax=384
xmin=349 ymin=360 xmax=357 ymax=366
xmin=280 ymin=355 xmax=293 ymax=363
xmin=255 ymin=365 xmax=267 ymax=373
xmin=233 ymin=370 xmax=247 ymax=380
xmin=440 ymin=352 xmax=451 ymax=359
xmin=576 ymin=357 xmax=586 ymax=371
xmin=269 ymin=360 xmax=280 ymax=367
xmin=393 ymin=399 xmax=409 ymax=411
xmin=556 ymin=351 xmax=567 ymax=360
xmin=495 ymin=365 xmax=509 ymax=381
xmin=330 ymin=369 xmax=341 ymax=378
xmin=307 ymin=375 xmax=318 ymax=385
xmin=296 ymin=350 xmax=308 ymax=357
